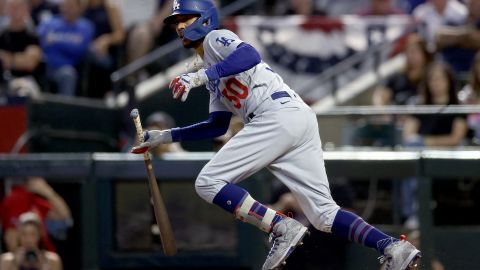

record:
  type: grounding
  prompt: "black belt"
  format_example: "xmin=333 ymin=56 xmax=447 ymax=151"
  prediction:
xmin=248 ymin=91 xmax=292 ymax=119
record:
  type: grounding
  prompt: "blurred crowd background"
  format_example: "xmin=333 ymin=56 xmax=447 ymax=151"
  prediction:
xmin=1 ymin=0 xmax=480 ymax=269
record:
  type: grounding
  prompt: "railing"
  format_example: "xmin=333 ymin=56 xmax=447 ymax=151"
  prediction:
xmin=296 ymin=34 xmax=400 ymax=102
xmin=314 ymin=104 xmax=480 ymax=115
xmin=299 ymin=16 xmax=421 ymax=104
xmin=1 ymin=150 xmax=480 ymax=269
xmin=218 ymin=14 xmax=415 ymax=103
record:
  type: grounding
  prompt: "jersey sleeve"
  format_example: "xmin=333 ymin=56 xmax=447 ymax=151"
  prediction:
xmin=203 ymin=29 xmax=244 ymax=62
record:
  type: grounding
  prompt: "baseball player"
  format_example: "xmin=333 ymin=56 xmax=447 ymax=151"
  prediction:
xmin=131 ymin=1 xmax=421 ymax=269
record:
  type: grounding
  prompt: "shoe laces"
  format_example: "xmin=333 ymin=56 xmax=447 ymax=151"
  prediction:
xmin=378 ymin=255 xmax=393 ymax=270
xmin=378 ymin=235 xmax=408 ymax=270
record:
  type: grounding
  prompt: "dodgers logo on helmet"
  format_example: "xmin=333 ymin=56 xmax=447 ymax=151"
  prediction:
xmin=173 ymin=0 xmax=180 ymax=10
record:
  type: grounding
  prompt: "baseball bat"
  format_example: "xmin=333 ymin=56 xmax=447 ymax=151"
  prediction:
xmin=130 ymin=108 xmax=177 ymax=256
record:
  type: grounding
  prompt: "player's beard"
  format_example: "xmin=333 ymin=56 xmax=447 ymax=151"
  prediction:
xmin=181 ymin=37 xmax=203 ymax=49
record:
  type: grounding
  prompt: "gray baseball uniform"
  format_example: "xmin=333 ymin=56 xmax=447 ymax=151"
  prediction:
xmin=195 ymin=29 xmax=340 ymax=232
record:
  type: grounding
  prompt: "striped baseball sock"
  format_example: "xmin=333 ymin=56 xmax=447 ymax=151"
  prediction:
xmin=213 ymin=183 xmax=286 ymax=232
xmin=331 ymin=209 xmax=397 ymax=254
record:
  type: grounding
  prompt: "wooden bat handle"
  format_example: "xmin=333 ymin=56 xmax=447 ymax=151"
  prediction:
xmin=131 ymin=109 xmax=149 ymax=161
xmin=130 ymin=109 xmax=146 ymax=151
xmin=130 ymin=109 xmax=177 ymax=256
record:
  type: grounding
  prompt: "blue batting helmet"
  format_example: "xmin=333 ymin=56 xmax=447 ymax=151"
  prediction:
xmin=163 ymin=0 xmax=219 ymax=41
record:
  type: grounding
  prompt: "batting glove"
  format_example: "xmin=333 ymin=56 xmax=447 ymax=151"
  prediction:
xmin=170 ymin=69 xmax=208 ymax=102
xmin=131 ymin=130 xmax=173 ymax=154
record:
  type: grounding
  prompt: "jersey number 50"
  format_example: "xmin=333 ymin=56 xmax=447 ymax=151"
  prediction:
xmin=222 ymin=78 xmax=248 ymax=109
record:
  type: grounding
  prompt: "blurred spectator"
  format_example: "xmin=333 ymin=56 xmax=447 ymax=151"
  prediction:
xmin=1 ymin=177 xmax=73 ymax=252
xmin=145 ymin=111 xmax=185 ymax=156
xmin=287 ymin=0 xmax=321 ymax=15
xmin=46 ymin=0 xmax=62 ymax=5
xmin=29 ymin=0 xmax=59 ymax=26
xmin=0 ymin=0 xmax=8 ymax=29
xmin=355 ymin=0 xmax=405 ymax=48
xmin=412 ymin=0 xmax=467 ymax=48
xmin=357 ymin=0 xmax=405 ymax=15
xmin=123 ymin=0 xmax=175 ymax=65
xmin=401 ymin=62 xmax=468 ymax=229
xmin=271 ymin=0 xmax=326 ymax=16
xmin=373 ymin=33 xmax=433 ymax=106
xmin=435 ymin=0 xmax=480 ymax=73
xmin=403 ymin=0 xmax=426 ymax=13
xmin=84 ymin=0 xmax=125 ymax=98
xmin=0 ymin=0 xmax=42 ymax=97
xmin=37 ymin=0 xmax=94 ymax=96
xmin=459 ymin=52 xmax=480 ymax=104
xmin=315 ymin=0 xmax=368 ymax=16
xmin=0 ymin=212 xmax=63 ymax=270
xmin=116 ymin=0 xmax=158 ymax=29
xmin=309 ymin=0 xmax=410 ymax=16
xmin=458 ymin=51 xmax=480 ymax=144
xmin=403 ymin=62 xmax=468 ymax=147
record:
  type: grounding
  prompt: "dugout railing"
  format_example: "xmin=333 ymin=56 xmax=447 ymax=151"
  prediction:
xmin=1 ymin=150 xmax=479 ymax=269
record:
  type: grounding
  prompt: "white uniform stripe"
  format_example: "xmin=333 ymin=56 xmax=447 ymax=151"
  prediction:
xmin=236 ymin=195 xmax=255 ymax=221
xmin=261 ymin=208 xmax=277 ymax=232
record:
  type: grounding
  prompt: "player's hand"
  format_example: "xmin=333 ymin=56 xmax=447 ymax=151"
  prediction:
xmin=170 ymin=69 xmax=208 ymax=102
xmin=131 ymin=130 xmax=173 ymax=154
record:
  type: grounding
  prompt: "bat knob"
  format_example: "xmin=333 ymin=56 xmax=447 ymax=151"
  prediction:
xmin=130 ymin=108 xmax=139 ymax=119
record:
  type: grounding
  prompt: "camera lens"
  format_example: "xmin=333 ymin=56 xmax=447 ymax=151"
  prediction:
xmin=25 ymin=250 xmax=38 ymax=263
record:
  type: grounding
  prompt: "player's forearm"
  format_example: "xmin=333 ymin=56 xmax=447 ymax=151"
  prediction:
xmin=205 ymin=43 xmax=261 ymax=80
xmin=171 ymin=111 xmax=232 ymax=141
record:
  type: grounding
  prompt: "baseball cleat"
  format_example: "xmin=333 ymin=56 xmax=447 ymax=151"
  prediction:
xmin=379 ymin=236 xmax=421 ymax=270
xmin=262 ymin=217 xmax=308 ymax=270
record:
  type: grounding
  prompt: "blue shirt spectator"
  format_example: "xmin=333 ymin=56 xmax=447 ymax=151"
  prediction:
xmin=37 ymin=0 xmax=94 ymax=96
xmin=38 ymin=17 xmax=94 ymax=70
